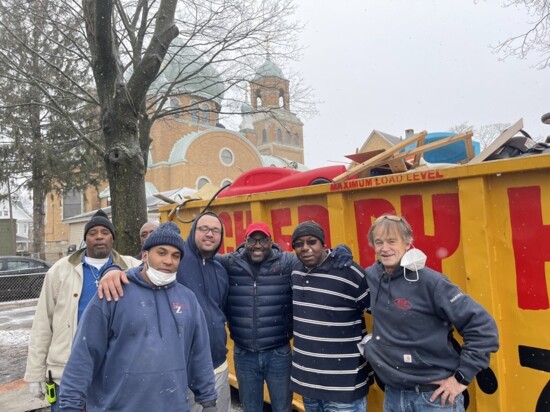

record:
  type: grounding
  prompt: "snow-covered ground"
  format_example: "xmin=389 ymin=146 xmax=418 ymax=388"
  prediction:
xmin=0 ymin=302 xmax=36 ymax=385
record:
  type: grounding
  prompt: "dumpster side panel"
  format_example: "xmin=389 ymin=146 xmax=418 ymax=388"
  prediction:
xmin=160 ymin=155 xmax=550 ymax=412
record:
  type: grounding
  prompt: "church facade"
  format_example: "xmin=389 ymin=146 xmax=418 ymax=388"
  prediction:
xmin=44 ymin=49 xmax=305 ymax=259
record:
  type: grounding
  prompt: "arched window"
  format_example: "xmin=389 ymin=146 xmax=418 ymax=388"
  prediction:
xmin=277 ymin=129 xmax=282 ymax=143
xmin=171 ymin=99 xmax=180 ymax=118
xmin=279 ymin=89 xmax=286 ymax=108
xmin=196 ymin=176 xmax=211 ymax=190
xmin=262 ymin=129 xmax=267 ymax=144
xmin=200 ymin=103 xmax=209 ymax=124
xmin=190 ymin=100 xmax=199 ymax=123
xmin=221 ymin=179 xmax=233 ymax=188
xmin=286 ymin=132 xmax=291 ymax=144
xmin=256 ymin=90 xmax=262 ymax=108
xmin=294 ymin=134 xmax=300 ymax=146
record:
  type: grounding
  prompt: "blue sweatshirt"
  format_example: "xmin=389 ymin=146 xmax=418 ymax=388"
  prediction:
xmin=59 ymin=266 xmax=216 ymax=411
xmin=177 ymin=212 xmax=229 ymax=369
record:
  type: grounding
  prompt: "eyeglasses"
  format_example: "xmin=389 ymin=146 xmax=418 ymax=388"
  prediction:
xmin=246 ymin=237 xmax=270 ymax=247
xmin=292 ymin=238 xmax=319 ymax=249
xmin=197 ymin=226 xmax=222 ymax=235
xmin=381 ymin=215 xmax=403 ymax=222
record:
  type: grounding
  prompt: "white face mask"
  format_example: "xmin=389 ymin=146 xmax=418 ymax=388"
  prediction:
xmin=400 ymin=248 xmax=427 ymax=282
xmin=146 ymin=259 xmax=177 ymax=286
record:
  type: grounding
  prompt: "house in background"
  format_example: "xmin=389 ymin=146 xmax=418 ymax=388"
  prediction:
xmin=0 ymin=198 xmax=33 ymax=255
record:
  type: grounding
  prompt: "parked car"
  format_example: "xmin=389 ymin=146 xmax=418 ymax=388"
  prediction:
xmin=0 ymin=256 xmax=51 ymax=302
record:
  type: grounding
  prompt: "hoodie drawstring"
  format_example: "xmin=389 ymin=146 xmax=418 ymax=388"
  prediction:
xmin=153 ymin=288 xmax=182 ymax=339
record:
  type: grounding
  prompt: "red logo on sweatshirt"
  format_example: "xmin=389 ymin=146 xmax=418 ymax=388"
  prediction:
xmin=393 ymin=298 xmax=412 ymax=310
xmin=172 ymin=302 xmax=189 ymax=313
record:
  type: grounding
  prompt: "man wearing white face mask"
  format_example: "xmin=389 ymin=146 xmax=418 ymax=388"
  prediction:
xmin=58 ymin=222 xmax=217 ymax=412
xmin=362 ymin=214 xmax=499 ymax=412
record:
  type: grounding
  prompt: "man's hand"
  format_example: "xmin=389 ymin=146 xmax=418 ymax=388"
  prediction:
xmin=430 ymin=375 xmax=467 ymax=406
xmin=329 ymin=244 xmax=353 ymax=268
xmin=97 ymin=270 xmax=129 ymax=301
xmin=200 ymin=400 xmax=217 ymax=412
xmin=28 ymin=381 xmax=46 ymax=399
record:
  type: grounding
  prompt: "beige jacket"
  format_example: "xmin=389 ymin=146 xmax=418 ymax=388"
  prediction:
xmin=24 ymin=248 xmax=140 ymax=384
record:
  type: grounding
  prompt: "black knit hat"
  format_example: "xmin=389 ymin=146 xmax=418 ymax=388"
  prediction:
xmin=83 ymin=209 xmax=115 ymax=240
xmin=291 ymin=221 xmax=326 ymax=245
xmin=142 ymin=222 xmax=185 ymax=256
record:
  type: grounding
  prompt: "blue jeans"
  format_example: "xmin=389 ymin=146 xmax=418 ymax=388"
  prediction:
xmin=383 ymin=385 xmax=465 ymax=412
xmin=233 ymin=343 xmax=292 ymax=412
xmin=303 ymin=396 xmax=367 ymax=412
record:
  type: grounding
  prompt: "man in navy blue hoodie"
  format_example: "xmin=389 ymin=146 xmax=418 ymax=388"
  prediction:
xmin=59 ymin=222 xmax=217 ymax=412
xmin=98 ymin=212 xmax=230 ymax=412
xmin=178 ymin=212 xmax=230 ymax=411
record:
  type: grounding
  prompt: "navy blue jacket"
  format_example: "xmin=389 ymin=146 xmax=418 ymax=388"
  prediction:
xmin=59 ymin=267 xmax=216 ymax=411
xmin=177 ymin=212 xmax=229 ymax=369
xmin=217 ymin=243 xmax=298 ymax=352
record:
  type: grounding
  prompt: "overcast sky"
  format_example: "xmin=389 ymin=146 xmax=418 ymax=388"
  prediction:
xmin=287 ymin=1 xmax=549 ymax=168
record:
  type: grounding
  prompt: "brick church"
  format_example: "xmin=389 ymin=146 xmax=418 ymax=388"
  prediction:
xmin=45 ymin=46 xmax=305 ymax=258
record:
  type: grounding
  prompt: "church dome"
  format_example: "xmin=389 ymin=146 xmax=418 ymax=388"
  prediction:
xmin=241 ymin=101 xmax=253 ymax=114
xmin=254 ymin=54 xmax=285 ymax=80
xmin=151 ymin=38 xmax=225 ymax=105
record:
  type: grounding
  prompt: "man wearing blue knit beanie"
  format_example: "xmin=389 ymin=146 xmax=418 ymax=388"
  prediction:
xmin=59 ymin=222 xmax=217 ymax=412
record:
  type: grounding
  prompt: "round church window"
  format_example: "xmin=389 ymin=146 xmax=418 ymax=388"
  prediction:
xmin=220 ymin=148 xmax=234 ymax=166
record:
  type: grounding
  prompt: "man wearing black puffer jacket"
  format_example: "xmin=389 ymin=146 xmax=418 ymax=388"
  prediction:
xmin=216 ymin=222 xmax=353 ymax=412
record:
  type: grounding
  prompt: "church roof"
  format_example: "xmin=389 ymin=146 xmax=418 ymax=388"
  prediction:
xmin=260 ymin=154 xmax=307 ymax=170
xmin=254 ymin=54 xmax=285 ymax=80
xmin=150 ymin=38 xmax=225 ymax=105
xmin=164 ymin=129 xmax=260 ymax=166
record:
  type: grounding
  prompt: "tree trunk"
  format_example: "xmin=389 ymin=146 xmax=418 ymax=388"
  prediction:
xmin=102 ymin=97 xmax=148 ymax=256
xmin=31 ymin=181 xmax=46 ymax=261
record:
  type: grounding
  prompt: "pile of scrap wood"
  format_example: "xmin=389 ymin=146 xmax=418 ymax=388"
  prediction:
xmin=333 ymin=119 xmax=532 ymax=183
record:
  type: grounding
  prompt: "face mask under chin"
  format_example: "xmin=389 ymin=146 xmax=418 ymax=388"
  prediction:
xmin=146 ymin=259 xmax=177 ymax=286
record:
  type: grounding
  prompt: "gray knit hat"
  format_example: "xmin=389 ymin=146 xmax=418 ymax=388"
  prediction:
xmin=291 ymin=221 xmax=326 ymax=245
xmin=142 ymin=222 xmax=185 ymax=256
xmin=84 ymin=209 xmax=115 ymax=240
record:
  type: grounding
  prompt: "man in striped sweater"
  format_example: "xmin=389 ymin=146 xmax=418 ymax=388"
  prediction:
xmin=290 ymin=221 xmax=373 ymax=412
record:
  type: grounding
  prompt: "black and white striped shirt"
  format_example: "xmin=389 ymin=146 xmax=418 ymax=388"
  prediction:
xmin=290 ymin=256 xmax=372 ymax=402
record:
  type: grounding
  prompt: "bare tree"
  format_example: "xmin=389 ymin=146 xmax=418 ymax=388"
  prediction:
xmin=489 ymin=1 xmax=550 ymax=69
xmin=0 ymin=0 xmax=305 ymax=255
xmin=0 ymin=0 xmax=105 ymax=259
xmin=449 ymin=122 xmax=511 ymax=150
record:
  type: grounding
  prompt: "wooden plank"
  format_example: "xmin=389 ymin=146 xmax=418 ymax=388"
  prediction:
xmin=387 ymin=158 xmax=409 ymax=173
xmin=385 ymin=131 xmax=474 ymax=164
xmin=333 ymin=131 xmax=427 ymax=183
xmin=468 ymin=118 xmax=523 ymax=164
